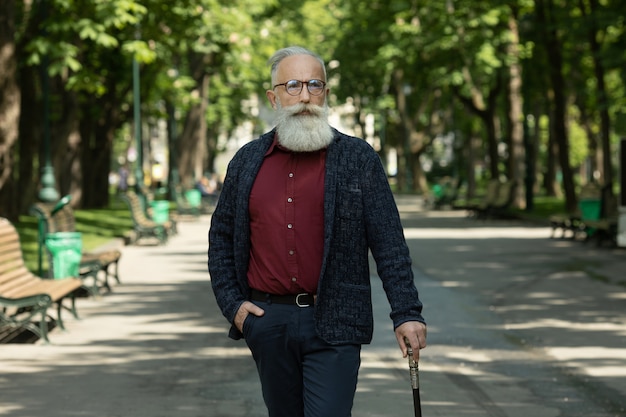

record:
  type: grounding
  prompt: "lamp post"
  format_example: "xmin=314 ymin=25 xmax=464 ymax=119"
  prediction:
xmin=167 ymin=100 xmax=179 ymax=189
xmin=132 ymin=24 xmax=144 ymax=192
xmin=166 ymin=67 xmax=180 ymax=194
xmin=616 ymin=113 xmax=626 ymax=248
xmin=38 ymin=0 xmax=59 ymax=203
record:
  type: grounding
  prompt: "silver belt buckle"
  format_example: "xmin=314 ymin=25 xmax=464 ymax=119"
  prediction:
xmin=295 ymin=293 xmax=310 ymax=307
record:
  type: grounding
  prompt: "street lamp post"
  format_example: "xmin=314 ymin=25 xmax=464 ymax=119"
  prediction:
xmin=133 ymin=25 xmax=144 ymax=192
xmin=38 ymin=0 xmax=59 ymax=203
xmin=167 ymin=101 xmax=179 ymax=189
xmin=133 ymin=56 xmax=143 ymax=191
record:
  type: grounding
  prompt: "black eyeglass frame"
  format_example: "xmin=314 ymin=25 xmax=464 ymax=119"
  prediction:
xmin=273 ymin=79 xmax=327 ymax=96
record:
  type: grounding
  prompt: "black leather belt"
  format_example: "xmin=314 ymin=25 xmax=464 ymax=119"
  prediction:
xmin=250 ymin=289 xmax=315 ymax=307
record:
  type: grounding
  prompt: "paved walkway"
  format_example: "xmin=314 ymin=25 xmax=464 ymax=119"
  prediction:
xmin=1 ymin=197 xmax=624 ymax=417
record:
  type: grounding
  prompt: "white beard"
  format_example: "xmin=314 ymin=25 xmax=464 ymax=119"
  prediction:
xmin=274 ymin=101 xmax=334 ymax=152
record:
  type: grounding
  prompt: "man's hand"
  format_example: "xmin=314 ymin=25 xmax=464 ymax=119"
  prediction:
xmin=395 ymin=321 xmax=427 ymax=362
xmin=234 ymin=301 xmax=265 ymax=333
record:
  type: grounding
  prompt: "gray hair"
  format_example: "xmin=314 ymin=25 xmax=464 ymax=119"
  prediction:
xmin=268 ymin=46 xmax=327 ymax=85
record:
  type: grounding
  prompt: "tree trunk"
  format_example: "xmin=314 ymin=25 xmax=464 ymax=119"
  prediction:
xmin=581 ymin=0 xmax=613 ymax=192
xmin=545 ymin=114 xmax=560 ymax=197
xmin=485 ymin=113 xmax=499 ymax=179
xmin=52 ymin=78 xmax=82 ymax=205
xmin=462 ymin=125 xmax=478 ymax=200
xmin=396 ymin=145 xmax=407 ymax=191
xmin=205 ymin=123 xmax=220 ymax=176
xmin=411 ymin=149 xmax=428 ymax=195
xmin=78 ymin=48 xmax=127 ymax=209
xmin=79 ymin=92 xmax=116 ymax=209
xmin=178 ymin=72 xmax=209 ymax=186
xmin=166 ymin=100 xmax=180 ymax=190
xmin=506 ymin=13 xmax=526 ymax=209
xmin=575 ymin=96 xmax=599 ymax=182
xmin=393 ymin=69 xmax=413 ymax=192
xmin=0 ymin=1 xmax=21 ymax=220
xmin=453 ymin=72 xmax=502 ymax=181
xmin=536 ymin=0 xmax=577 ymax=212
xmin=17 ymin=65 xmax=40 ymax=213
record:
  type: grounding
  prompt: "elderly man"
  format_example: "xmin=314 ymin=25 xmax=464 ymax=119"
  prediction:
xmin=208 ymin=45 xmax=426 ymax=417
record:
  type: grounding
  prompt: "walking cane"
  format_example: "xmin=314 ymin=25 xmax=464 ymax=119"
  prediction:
xmin=405 ymin=340 xmax=422 ymax=417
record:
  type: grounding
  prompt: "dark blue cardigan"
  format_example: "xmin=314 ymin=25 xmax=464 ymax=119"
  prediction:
xmin=208 ymin=128 xmax=425 ymax=344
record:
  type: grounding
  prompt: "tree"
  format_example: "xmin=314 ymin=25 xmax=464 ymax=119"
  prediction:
xmin=3 ymin=0 xmax=625 ymax=217
xmin=535 ymin=0 xmax=578 ymax=212
xmin=13 ymin=0 xmax=149 ymax=209
xmin=333 ymin=1 xmax=534 ymax=204
xmin=0 ymin=0 xmax=20 ymax=220
xmin=505 ymin=5 xmax=527 ymax=209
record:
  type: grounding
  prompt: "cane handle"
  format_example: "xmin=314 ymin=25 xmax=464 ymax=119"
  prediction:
xmin=405 ymin=339 xmax=419 ymax=389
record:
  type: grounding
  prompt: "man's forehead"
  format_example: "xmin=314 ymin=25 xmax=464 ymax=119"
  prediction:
xmin=277 ymin=55 xmax=324 ymax=77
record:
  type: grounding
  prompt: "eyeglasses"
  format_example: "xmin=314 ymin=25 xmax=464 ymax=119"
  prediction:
xmin=273 ymin=79 xmax=326 ymax=96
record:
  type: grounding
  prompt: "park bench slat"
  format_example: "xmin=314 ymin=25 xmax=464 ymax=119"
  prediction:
xmin=0 ymin=217 xmax=82 ymax=343
xmin=119 ymin=191 xmax=170 ymax=244
xmin=549 ymin=183 xmax=618 ymax=246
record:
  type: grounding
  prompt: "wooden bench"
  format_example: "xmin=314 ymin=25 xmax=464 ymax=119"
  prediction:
xmin=137 ymin=187 xmax=179 ymax=235
xmin=454 ymin=179 xmax=500 ymax=215
xmin=0 ymin=218 xmax=82 ymax=343
xmin=30 ymin=200 xmax=122 ymax=296
xmin=172 ymin=186 xmax=201 ymax=219
xmin=458 ymin=179 xmax=516 ymax=219
xmin=119 ymin=191 xmax=170 ymax=244
xmin=199 ymin=191 xmax=220 ymax=214
xmin=431 ymin=178 xmax=461 ymax=210
xmin=584 ymin=217 xmax=618 ymax=246
xmin=480 ymin=179 xmax=517 ymax=219
xmin=550 ymin=183 xmax=602 ymax=240
xmin=549 ymin=212 xmax=582 ymax=239
xmin=583 ymin=188 xmax=619 ymax=247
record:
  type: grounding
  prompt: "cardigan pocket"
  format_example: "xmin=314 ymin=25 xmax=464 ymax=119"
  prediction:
xmin=334 ymin=282 xmax=372 ymax=331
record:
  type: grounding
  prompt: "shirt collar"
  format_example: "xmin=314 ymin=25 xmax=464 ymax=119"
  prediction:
xmin=264 ymin=134 xmax=278 ymax=156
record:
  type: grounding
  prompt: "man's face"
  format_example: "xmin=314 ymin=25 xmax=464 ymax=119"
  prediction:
xmin=266 ymin=54 xmax=328 ymax=110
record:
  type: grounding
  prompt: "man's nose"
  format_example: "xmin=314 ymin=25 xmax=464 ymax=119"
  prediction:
xmin=299 ymin=87 xmax=311 ymax=103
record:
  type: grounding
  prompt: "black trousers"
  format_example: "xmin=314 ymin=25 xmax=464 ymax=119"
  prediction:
xmin=243 ymin=301 xmax=361 ymax=417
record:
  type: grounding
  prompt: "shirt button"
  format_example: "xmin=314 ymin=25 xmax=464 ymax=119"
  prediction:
xmin=289 ymin=250 xmax=294 ymax=255
xmin=287 ymin=197 xmax=293 ymax=203
xmin=288 ymin=173 xmax=294 ymax=178
xmin=291 ymin=277 xmax=297 ymax=282
xmin=287 ymin=224 xmax=293 ymax=229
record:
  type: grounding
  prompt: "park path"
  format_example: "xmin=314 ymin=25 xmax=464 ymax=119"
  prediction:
xmin=0 ymin=197 xmax=624 ymax=416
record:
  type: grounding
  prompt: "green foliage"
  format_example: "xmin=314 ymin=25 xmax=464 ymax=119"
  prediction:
xmin=122 ymin=40 xmax=156 ymax=63
xmin=23 ymin=0 xmax=148 ymax=76
xmin=9 ymin=0 xmax=626 ymax=206
xmin=568 ymin=118 xmax=590 ymax=168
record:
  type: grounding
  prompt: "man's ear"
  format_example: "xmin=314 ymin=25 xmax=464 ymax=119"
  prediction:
xmin=266 ymin=90 xmax=277 ymax=109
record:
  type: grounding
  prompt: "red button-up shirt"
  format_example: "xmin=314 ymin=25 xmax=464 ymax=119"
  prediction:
xmin=247 ymin=138 xmax=326 ymax=295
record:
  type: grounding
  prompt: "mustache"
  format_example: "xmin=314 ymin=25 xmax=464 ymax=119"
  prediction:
xmin=281 ymin=102 xmax=326 ymax=117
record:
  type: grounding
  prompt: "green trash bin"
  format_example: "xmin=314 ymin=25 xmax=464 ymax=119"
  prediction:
xmin=184 ymin=189 xmax=202 ymax=208
xmin=150 ymin=200 xmax=170 ymax=224
xmin=432 ymin=184 xmax=443 ymax=199
xmin=45 ymin=232 xmax=82 ymax=279
xmin=579 ymin=198 xmax=601 ymax=221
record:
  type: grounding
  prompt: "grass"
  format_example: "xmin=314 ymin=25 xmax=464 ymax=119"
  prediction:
xmin=445 ymin=190 xmax=566 ymax=223
xmin=508 ymin=195 xmax=567 ymax=223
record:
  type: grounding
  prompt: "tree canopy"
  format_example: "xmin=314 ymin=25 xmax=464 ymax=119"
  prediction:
xmin=0 ymin=0 xmax=624 ymax=219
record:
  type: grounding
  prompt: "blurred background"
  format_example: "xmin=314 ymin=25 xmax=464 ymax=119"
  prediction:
xmin=0 ymin=0 xmax=624 ymax=221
